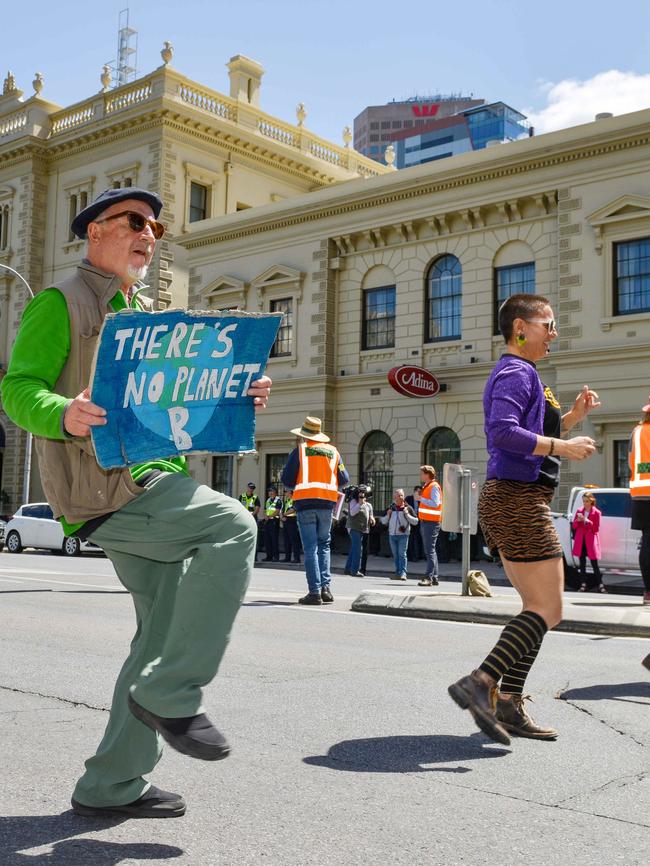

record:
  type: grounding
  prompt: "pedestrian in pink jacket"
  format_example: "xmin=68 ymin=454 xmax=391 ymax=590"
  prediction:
xmin=572 ymin=492 xmax=606 ymax=592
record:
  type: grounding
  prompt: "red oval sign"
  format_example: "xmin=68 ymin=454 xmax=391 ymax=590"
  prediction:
xmin=388 ymin=365 xmax=440 ymax=398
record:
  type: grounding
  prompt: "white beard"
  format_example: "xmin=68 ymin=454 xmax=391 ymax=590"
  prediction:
xmin=127 ymin=264 xmax=149 ymax=282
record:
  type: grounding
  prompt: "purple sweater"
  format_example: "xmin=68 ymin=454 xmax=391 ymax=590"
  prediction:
xmin=484 ymin=355 xmax=546 ymax=482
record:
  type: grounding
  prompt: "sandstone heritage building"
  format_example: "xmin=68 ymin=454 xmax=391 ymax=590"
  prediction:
xmin=0 ymin=49 xmax=386 ymax=512
xmin=179 ymin=108 xmax=650 ymax=511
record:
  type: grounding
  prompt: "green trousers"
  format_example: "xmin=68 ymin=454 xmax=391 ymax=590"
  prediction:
xmin=72 ymin=473 xmax=256 ymax=807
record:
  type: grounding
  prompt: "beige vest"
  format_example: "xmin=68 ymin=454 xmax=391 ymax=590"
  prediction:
xmin=35 ymin=262 xmax=152 ymax=523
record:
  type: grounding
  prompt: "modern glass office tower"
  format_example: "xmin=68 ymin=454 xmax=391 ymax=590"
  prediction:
xmin=394 ymin=102 xmax=531 ymax=168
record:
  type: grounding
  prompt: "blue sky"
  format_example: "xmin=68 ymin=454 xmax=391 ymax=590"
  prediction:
xmin=3 ymin=0 xmax=650 ymax=144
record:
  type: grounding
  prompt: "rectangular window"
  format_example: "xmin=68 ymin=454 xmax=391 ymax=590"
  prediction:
xmin=67 ymin=194 xmax=78 ymax=242
xmin=363 ymin=285 xmax=396 ymax=350
xmin=0 ymin=205 xmax=9 ymax=251
xmin=614 ymin=440 xmax=631 ymax=488
xmin=381 ymin=121 xmax=391 ymax=129
xmin=494 ymin=262 xmax=535 ymax=333
xmin=211 ymin=455 xmax=233 ymax=496
xmin=370 ymin=122 xmax=379 ymax=130
xmin=270 ymin=297 xmax=293 ymax=357
xmin=614 ymin=237 xmax=650 ymax=316
xmin=266 ymin=454 xmax=289 ymax=497
xmin=391 ymin=121 xmax=402 ymax=129
xmin=189 ymin=181 xmax=208 ymax=223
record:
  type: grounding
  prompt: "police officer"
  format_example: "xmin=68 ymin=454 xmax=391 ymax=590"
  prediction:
xmin=263 ymin=485 xmax=283 ymax=562
xmin=239 ymin=482 xmax=261 ymax=518
xmin=281 ymin=489 xmax=301 ymax=563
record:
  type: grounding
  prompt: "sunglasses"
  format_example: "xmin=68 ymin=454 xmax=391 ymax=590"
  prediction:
xmin=94 ymin=210 xmax=166 ymax=240
xmin=526 ymin=318 xmax=557 ymax=334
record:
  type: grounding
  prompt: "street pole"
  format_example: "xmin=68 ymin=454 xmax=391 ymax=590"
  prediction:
xmin=0 ymin=265 xmax=34 ymax=505
xmin=460 ymin=468 xmax=472 ymax=596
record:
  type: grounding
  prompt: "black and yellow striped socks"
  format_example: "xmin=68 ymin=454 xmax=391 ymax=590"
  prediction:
xmin=479 ymin=610 xmax=547 ymax=684
xmin=500 ymin=639 xmax=542 ymax=695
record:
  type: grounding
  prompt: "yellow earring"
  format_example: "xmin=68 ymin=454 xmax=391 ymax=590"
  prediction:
xmin=516 ymin=333 xmax=526 ymax=346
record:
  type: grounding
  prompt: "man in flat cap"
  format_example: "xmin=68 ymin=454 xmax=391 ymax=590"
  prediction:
xmin=281 ymin=416 xmax=348 ymax=604
xmin=1 ymin=188 xmax=272 ymax=818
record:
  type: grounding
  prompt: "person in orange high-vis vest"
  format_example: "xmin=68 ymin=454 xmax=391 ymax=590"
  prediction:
xmin=418 ymin=464 xmax=443 ymax=586
xmin=281 ymin=416 xmax=349 ymax=605
xmin=629 ymin=397 xmax=650 ymax=610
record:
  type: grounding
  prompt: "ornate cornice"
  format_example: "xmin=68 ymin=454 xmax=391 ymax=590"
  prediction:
xmin=179 ymin=127 xmax=650 ymax=249
xmin=0 ymin=108 xmax=341 ymax=188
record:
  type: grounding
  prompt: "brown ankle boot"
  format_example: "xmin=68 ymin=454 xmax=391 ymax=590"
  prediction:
xmin=448 ymin=671 xmax=510 ymax=746
xmin=496 ymin=694 xmax=558 ymax=740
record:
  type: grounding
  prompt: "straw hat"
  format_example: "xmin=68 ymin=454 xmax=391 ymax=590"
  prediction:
xmin=290 ymin=415 xmax=330 ymax=443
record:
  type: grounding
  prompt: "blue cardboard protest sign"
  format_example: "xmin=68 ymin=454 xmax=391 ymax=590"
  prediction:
xmin=89 ymin=308 xmax=281 ymax=469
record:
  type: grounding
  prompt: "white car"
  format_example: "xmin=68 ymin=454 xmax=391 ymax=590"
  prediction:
xmin=3 ymin=503 xmax=103 ymax=557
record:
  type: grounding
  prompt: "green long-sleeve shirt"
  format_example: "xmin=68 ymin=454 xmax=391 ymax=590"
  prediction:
xmin=1 ymin=286 xmax=188 ymax=534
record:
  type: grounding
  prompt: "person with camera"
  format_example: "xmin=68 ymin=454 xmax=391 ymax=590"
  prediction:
xmin=380 ymin=489 xmax=419 ymax=580
xmin=406 ymin=486 xmax=425 ymax=563
xmin=344 ymin=485 xmax=375 ymax=576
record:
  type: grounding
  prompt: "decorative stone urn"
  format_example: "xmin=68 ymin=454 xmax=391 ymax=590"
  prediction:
xmin=296 ymin=102 xmax=307 ymax=127
xmin=100 ymin=65 xmax=112 ymax=92
xmin=343 ymin=126 xmax=352 ymax=148
xmin=32 ymin=72 xmax=44 ymax=96
xmin=161 ymin=41 xmax=174 ymax=66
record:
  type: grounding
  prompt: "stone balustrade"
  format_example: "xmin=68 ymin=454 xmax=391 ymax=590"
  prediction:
xmin=50 ymin=104 xmax=96 ymax=135
xmin=0 ymin=110 xmax=27 ymax=139
xmin=0 ymin=66 xmax=387 ymax=176
xmin=105 ymin=80 xmax=153 ymax=114
xmin=177 ymin=82 xmax=237 ymax=121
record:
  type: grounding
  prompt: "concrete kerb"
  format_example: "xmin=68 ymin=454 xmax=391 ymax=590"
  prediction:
xmin=350 ymin=591 xmax=650 ymax=638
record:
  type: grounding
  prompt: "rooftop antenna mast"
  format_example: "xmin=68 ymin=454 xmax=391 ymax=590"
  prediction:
xmin=105 ymin=8 xmax=138 ymax=89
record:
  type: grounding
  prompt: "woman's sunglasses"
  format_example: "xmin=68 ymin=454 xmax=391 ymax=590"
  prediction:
xmin=94 ymin=210 xmax=166 ymax=240
xmin=526 ymin=318 xmax=557 ymax=334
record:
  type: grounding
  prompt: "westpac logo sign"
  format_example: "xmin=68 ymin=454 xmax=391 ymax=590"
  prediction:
xmin=411 ymin=104 xmax=440 ymax=118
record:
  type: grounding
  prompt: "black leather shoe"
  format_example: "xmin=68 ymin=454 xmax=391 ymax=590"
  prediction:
xmin=128 ymin=695 xmax=230 ymax=761
xmin=321 ymin=586 xmax=334 ymax=603
xmin=298 ymin=593 xmax=322 ymax=605
xmin=71 ymin=785 xmax=186 ymax=819
xmin=431 ymin=576 xmax=440 ymax=586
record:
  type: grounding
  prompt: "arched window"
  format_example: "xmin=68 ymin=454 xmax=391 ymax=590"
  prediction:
xmin=359 ymin=430 xmax=393 ymax=512
xmin=424 ymin=427 xmax=461 ymax=485
xmin=493 ymin=241 xmax=535 ymax=334
xmin=426 ymin=254 xmax=462 ymax=342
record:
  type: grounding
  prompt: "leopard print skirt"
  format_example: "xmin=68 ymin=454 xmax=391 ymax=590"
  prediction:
xmin=479 ymin=479 xmax=563 ymax=563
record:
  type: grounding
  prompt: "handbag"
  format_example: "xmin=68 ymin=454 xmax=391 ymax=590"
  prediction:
xmin=467 ymin=569 xmax=492 ymax=597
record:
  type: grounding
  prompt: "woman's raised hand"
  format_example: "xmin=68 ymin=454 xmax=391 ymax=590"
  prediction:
xmin=560 ymin=436 xmax=596 ymax=461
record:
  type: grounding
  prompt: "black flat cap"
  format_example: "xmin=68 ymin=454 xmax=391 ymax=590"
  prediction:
xmin=71 ymin=187 xmax=164 ymax=239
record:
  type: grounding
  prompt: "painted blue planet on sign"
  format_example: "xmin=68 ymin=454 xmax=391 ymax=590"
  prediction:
xmin=89 ymin=309 xmax=282 ymax=469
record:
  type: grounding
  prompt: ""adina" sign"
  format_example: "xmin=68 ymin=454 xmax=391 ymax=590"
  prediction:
xmin=387 ymin=365 xmax=440 ymax=398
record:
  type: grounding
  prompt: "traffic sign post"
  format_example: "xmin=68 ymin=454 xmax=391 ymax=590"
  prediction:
xmin=441 ymin=463 xmax=479 ymax=595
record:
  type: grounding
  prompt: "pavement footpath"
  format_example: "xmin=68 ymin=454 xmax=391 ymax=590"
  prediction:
xmin=257 ymin=552 xmax=650 ymax=638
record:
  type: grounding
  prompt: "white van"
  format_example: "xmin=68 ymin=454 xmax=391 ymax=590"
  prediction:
xmin=551 ymin=487 xmax=641 ymax=582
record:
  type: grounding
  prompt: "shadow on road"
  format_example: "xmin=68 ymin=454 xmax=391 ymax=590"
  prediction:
xmin=559 ymin=681 xmax=650 ymax=706
xmin=0 ymin=813 xmax=183 ymax=865
xmin=304 ymin=732 xmax=509 ymax=773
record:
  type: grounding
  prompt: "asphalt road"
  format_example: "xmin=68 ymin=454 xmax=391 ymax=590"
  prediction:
xmin=0 ymin=552 xmax=648 ymax=866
